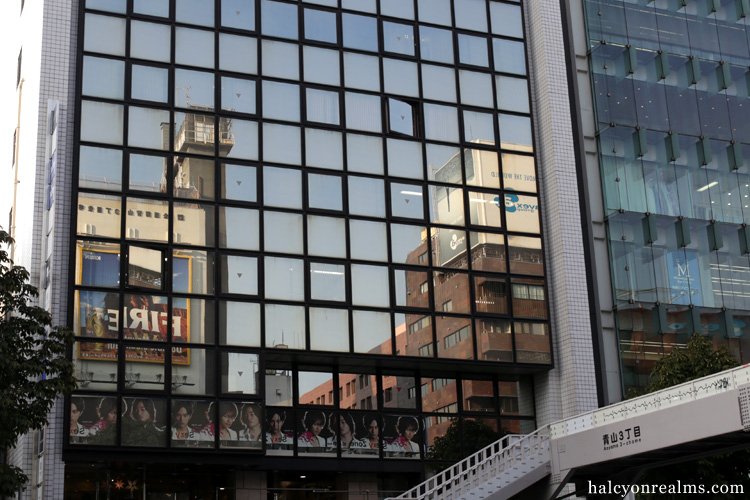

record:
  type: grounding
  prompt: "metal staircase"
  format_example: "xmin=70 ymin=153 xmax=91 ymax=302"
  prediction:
xmin=393 ymin=428 xmax=551 ymax=500
xmin=390 ymin=364 xmax=750 ymax=500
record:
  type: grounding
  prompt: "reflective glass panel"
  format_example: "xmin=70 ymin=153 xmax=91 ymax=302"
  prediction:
xmin=220 ymin=301 xmax=261 ymax=346
xmin=128 ymin=107 xmax=170 ymax=150
xmin=76 ymin=240 xmax=121 ymax=287
xmin=383 ymin=59 xmax=418 ymax=98
xmin=390 ymin=183 xmax=424 ymax=220
xmin=475 ymin=318 xmax=512 ymax=362
xmin=307 ymin=89 xmax=340 ymax=125
xmin=419 ymin=26 xmax=453 ymax=64
xmin=81 ymin=101 xmax=123 ymax=145
xmin=173 ymin=157 xmax=214 ymax=200
xmin=353 ymin=311 xmax=392 ymax=354
xmin=264 ymin=167 xmax=301 ymax=209
xmin=130 ymin=154 xmax=168 ymax=193
xmin=387 ymin=139 xmax=422 ymax=178
xmin=262 ymin=0 xmax=298 ymax=39
xmin=424 ymin=104 xmax=459 ymax=143
xmin=175 ymin=27 xmax=215 ymax=69
xmin=78 ymin=193 xmax=121 ymax=238
xmin=263 ymin=81 xmax=300 ymax=122
xmin=459 ymin=71 xmax=494 ymax=109
xmin=176 ymin=0 xmax=214 ymax=26
xmin=172 ymin=349 xmax=215 ymax=396
xmin=134 ymin=0 xmax=169 ymax=17
xmin=351 ymin=265 xmax=389 ymax=307
xmin=221 ymin=163 xmax=257 ymax=201
xmin=505 ymin=194 xmax=540 ymax=234
xmin=458 ymin=34 xmax=489 ymax=67
xmin=465 ymin=149 xmax=500 ymax=188
xmin=79 ymin=146 xmax=122 ymax=191
xmin=310 ymin=308 xmax=350 ymax=351
xmin=82 ymin=57 xmax=124 ymax=99
xmin=173 ymin=203 xmax=215 ymax=245
xmin=126 ymin=197 xmax=169 ymax=242
xmin=303 ymin=46 xmax=340 ymax=86
xmin=454 ymin=0 xmax=487 ymax=32
xmin=345 ymin=92 xmax=382 ymax=133
xmin=305 ymin=8 xmax=336 ymax=43
xmin=342 ymin=13 xmax=378 ymax=52
xmin=266 ymin=304 xmax=306 ymax=349
xmin=310 ymin=263 xmax=346 ymax=302
xmin=350 ymin=220 xmax=388 ymax=262
xmin=347 ymin=134 xmax=383 ymax=174
xmin=265 ymin=257 xmax=304 ymax=301
xmin=496 ymin=76 xmax=529 ymax=114
xmin=383 ymin=22 xmax=415 ymax=56
xmin=222 ymin=0 xmax=256 ymax=30
xmin=221 ymin=77 xmax=256 ymax=114
xmin=132 ymin=65 xmax=168 ymax=103
xmin=175 ymin=69 xmax=214 ymax=109
xmin=264 ymin=211 xmax=303 ymax=254
xmin=390 ymin=224 xmax=428 ymax=264
xmin=490 ymin=3 xmax=523 ymax=38
xmin=219 ymin=207 xmax=259 ymax=250
xmin=306 ymin=129 xmax=343 ymax=170
xmin=507 ymin=235 xmax=543 ymax=276
xmin=220 ymin=34 xmax=258 ymax=74
xmin=501 ymin=154 xmax=536 ymax=192
xmin=308 ymin=216 xmax=346 ymax=258
xmin=263 ymin=124 xmax=300 ymax=165
xmin=493 ymin=39 xmax=526 ymax=75
xmin=348 ymin=176 xmax=385 ymax=217
xmin=221 ymin=118 xmax=259 ymax=160
xmin=470 ymin=232 xmax=506 ymax=273
xmin=221 ymin=255 xmax=258 ymax=295
xmin=131 ymin=21 xmax=170 ymax=63
xmin=85 ymin=14 xmax=126 ymax=56
xmin=344 ymin=52 xmax=380 ymax=92
xmin=308 ymin=173 xmax=343 ymax=211
xmin=221 ymin=352 xmax=260 ymax=393
xmin=128 ymin=246 xmax=163 ymax=290
xmin=421 ymin=65 xmax=456 ymax=103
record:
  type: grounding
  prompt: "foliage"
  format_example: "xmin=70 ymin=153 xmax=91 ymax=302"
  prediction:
xmin=0 ymin=230 xmax=76 ymax=497
xmin=635 ymin=334 xmax=750 ymax=499
xmin=427 ymin=418 xmax=502 ymax=465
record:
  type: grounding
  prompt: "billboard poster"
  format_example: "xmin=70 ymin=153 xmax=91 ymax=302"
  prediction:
xmin=341 ymin=412 xmax=378 ymax=457
xmin=266 ymin=408 xmax=294 ymax=455
xmin=170 ymin=400 xmax=214 ymax=448
xmin=68 ymin=395 xmax=118 ymax=446
xmin=121 ymin=397 xmax=167 ymax=447
xmin=297 ymin=410 xmax=334 ymax=455
xmin=76 ymin=290 xmax=190 ymax=365
xmin=666 ymin=249 xmax=701 ymax=306
xmin=383 ymin=414 xmax=421 ymax=459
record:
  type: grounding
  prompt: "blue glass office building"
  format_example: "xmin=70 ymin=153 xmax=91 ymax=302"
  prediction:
xmin=575 ymin=0 xmax=750 ymax=392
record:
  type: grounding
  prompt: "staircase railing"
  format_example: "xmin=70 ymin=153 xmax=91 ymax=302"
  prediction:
xmin=391 ymin=426 xmax=550 ymax=500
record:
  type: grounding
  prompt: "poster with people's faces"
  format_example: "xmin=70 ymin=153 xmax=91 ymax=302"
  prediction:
xmin=265 ymin=408 xmax=294 ymax=456
xmin=297 ymin=410 xmax=335 ymax=455
xmin=68 ymin=395 xmax=117 ymax=445
xmin=216 ymin=401 xmax=264 ymax=450
xmin=121 ymin=397 xmax=167 ymax=447
xmin=383 ymin=414 xmax=422 ymax=459
xmin=340 ymin=412 xmax=378 ymax=457
xmin=170 ymin=400 xmax=214 ymax=448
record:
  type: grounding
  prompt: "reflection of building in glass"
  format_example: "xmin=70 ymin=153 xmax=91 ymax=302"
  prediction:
xmin=5 ymin=0 xmax=626 ymax=498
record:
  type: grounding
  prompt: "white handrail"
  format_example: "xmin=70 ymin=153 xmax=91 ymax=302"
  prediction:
xmin=391 ymin=427 xmax=550 ymax=500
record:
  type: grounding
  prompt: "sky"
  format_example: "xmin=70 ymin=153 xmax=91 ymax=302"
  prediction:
xmin=0 ymin=6 xmax=20 ymax=233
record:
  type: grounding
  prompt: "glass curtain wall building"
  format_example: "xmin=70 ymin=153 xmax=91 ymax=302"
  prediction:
xmin=578 ymin=0 xmax=750 ymax=392
xmin=63 ymin=0 xmax=551 ymax=496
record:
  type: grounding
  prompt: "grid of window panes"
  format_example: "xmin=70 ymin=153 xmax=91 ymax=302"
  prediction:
xmin=584 ymin=0 xmax=750 ymax=391
xmin=71 ymin=0 xmax=547 ymax=453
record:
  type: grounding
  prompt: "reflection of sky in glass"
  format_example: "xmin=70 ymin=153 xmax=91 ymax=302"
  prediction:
xmin=226 ymin=353 xmax=258 ymax=393
xmin=130 ymin=154 xmax=167 ymax=192
xmin=299 ymin=371 xmax=333 ymax=395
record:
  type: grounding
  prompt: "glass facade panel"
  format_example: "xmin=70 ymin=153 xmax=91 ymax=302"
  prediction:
xmin=71 ymin=0 xmax=542 ymax=464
